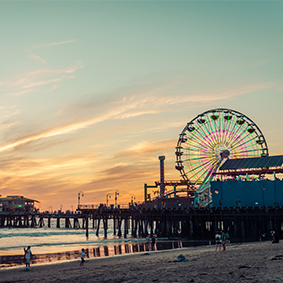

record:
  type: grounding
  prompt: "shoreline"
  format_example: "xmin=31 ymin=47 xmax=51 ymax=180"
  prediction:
xmin=1 ymin=241 xmax=282 ymax=282
xmin=0 ymin=239 xmax=209 ymax=269
xmin=1 ymin=245 xmax=186 ymax=271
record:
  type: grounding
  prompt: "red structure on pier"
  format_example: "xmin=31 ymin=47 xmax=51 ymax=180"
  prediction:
xmin=159 ymin=156 xmax=165 ymax=196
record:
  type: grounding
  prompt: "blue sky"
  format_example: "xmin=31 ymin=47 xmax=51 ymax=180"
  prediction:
xmin=0 ymin=1 xmax=283 ymax=210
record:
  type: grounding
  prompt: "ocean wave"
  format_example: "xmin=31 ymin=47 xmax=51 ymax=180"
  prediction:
xmin=0 ymin=229 xmax=91 ymax=238
xmin=0 ymin=237 xmax=144 ymax=251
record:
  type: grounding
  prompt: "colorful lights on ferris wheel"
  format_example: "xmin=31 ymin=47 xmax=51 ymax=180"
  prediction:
xmin=175 ymin=108 xmax=269 ymax=185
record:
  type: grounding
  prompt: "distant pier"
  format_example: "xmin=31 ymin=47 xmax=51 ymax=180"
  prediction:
xmin=0 ymin=212 xmax=82 ymax=229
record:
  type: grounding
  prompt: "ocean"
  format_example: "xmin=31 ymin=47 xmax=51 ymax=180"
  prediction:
xmin=0 ymin=219 xmax=209 ymax=269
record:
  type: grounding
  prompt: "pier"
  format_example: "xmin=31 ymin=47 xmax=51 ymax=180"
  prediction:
xmin=79 ymin=206 xmax=283 ymax=241
xmin=0 ymin=212 xmax=83 ymax=229
xmin=1 ymin=206 xmax=283 ymax=242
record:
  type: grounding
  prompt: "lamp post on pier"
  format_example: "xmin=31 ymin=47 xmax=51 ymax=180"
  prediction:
xmin=131 ymin=195 xmax=135 ymax=206
xmin=115 ymin=190 xmax=119 ymax=208
xmin=106 ymin=194 xmax=111 ymax=207
xmin=48 ymin=206 xmax=53 ymax=214
xmin=78 ymin=191 xmax=84 ymax=209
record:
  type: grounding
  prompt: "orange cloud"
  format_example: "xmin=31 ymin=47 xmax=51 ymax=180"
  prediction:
xmin=0 ymin=136 xmax=179 ymax=210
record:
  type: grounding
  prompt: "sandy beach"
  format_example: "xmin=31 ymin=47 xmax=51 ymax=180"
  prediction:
xmin=1 ymin=241 xmax=283 ymax=283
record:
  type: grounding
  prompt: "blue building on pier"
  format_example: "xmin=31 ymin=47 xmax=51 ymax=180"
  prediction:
xmin=211 ymin=155 xmax=283 ymax=208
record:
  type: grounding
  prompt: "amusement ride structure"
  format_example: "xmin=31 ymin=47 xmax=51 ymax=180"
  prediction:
xmin=145 ymin=108 xmax=270 ymax=207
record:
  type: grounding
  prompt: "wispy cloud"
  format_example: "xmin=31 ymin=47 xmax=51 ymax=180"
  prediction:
xmin=115 ymin=110 xmax=161 ymax=119
xmin=0 ymin=80 xmax=272 ymax=153
xmin=0 ymin=120 xmax=20 ymax=130
xmin=8 ymin=89 xmax=33 ymax=97
xmin=29 ymin=53 xmax=48 ymax=65
xmin=33 ymin=39 xmax=77 ymax=49
xmin=46 ymin=85 xmax=60 ymax=92
xmin=128 ymin=139 xmax=176 ymax=156
xmin=0 ymin=104 xmax=131 ymax=153
xmin=0 ymin=63 xmax=84 ymax=96
xmin=23 ymin=75 xmax=74 ymax=89
xmin=121 ymin=82 xmax=273 ymax=108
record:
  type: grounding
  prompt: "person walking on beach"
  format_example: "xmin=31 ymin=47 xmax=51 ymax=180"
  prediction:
xmin=146 ymin=235 xmax=150 ymax=244
xmin=145 ymin=235 xmax=150 ymax=250
xmin=215 ymin=231 xmax=221 ymax=252
xmin=23 ymin=246 xmax=32 ymax=271
xmin=151 ymin=236 xmax=156 ymax=250
xmin=80 ymin=248 xmax=85 ymax=266
xmin=271 ymin=231 xmax=279 ymax=243
xmin=225 ymin=231 xmax=230 ymax=244
xmin=221 ymin=230 xmax=226 ymax=251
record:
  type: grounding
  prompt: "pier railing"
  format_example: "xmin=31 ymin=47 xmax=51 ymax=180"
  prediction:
xmin=78 ymin=202 xmax=143 ymax=210
xmin=78 ymin=204 xmax=130 ymax=209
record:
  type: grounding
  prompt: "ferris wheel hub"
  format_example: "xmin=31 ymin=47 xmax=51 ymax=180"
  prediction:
xmin=220 ymin=149 xmax=231 ymax=159
xmin=215 ymin=144 xmax=232 ymax=160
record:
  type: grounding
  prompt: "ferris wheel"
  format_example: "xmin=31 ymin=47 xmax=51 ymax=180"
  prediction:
xmin=175 ymin=108 xmax=269 ymax=186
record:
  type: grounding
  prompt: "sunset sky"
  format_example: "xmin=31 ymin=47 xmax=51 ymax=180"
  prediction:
xmin=1 ymin=1 xmax=283 ymax=211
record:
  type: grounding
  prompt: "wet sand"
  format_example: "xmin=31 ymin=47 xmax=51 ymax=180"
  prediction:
xmin=0 ymin=241 xmax=282 ymax=283
xmin=0 ymin=240 xmax=205 ymax=269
